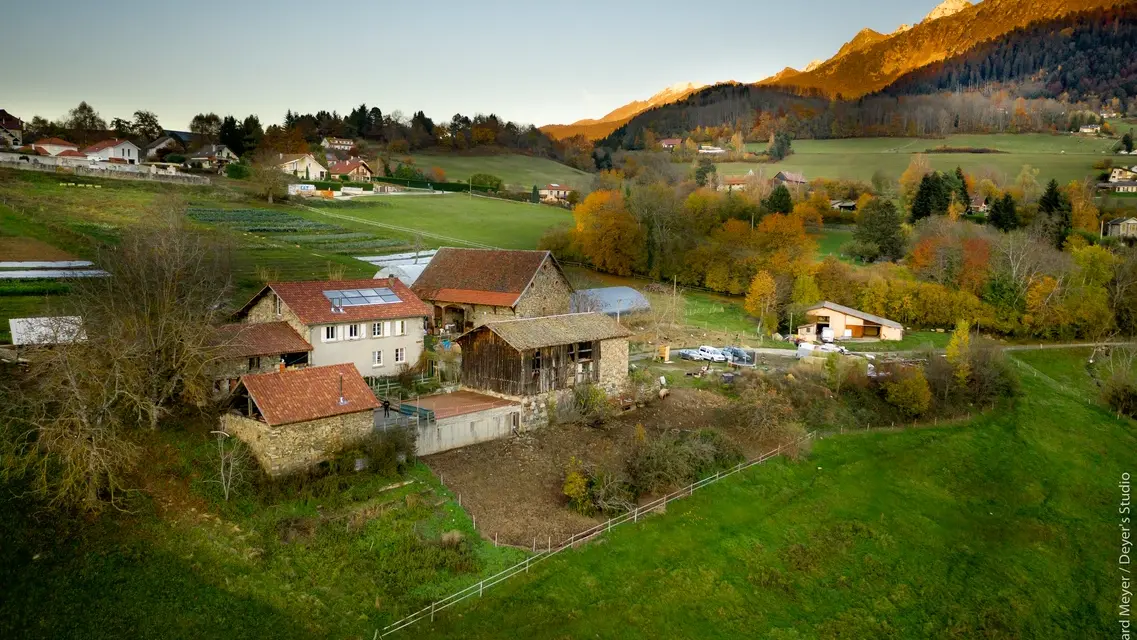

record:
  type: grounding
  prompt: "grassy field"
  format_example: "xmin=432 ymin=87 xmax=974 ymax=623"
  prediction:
xmin=406 ymin=153 xmax=589 ymax=191
xmin=418 ymin=349 xmax=1135 ymax=639
xmin=814 ymin=227 xmax=852 ymax=258
xmin=848 ymin=330 xmax=953 ymax=352
xmin=321 ymin=194 xmax=572 ymax=250
xmin=730 ymin=133 xmax=1114 ymax=184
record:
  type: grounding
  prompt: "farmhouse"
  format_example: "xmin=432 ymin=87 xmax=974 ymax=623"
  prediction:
xmin=1106 ymin=217 xmax=1137 ymax=239
xmin=186 ymin=144 xmax=238 ymax=169
xmin=276 ymin=153 xmax=327 ymax=180
xmin=538 ymin=183 xmax=572 ymax=201
xmin=1103 ymin=181 xmax=1137 ymax=194
xmin=144 ymin=135 xmax=184 ymax=160
xmin=221 ymin=363 xmax=379 ymax=476
xmin=1110 ymin=167 xmax=1137 ymax=183
xmin=211 ymin=321 xmax=313 ymax=395
xmin=718 ymin=175 xmax=748 ymax=192
xmin=1079 ymin=124 xmax=1102 ymax=134
xmin=659 ymin=138 xmax=681 ymax=150
xmin=235 ymin=278 xmax=431 ymax=378
xmin=457 ymin=312 xmax=631 ymax=400
xmin=774 ymin=171 xmax=807 ymax=186
xmin=970 ymin=194 xmax=989 ymax=214
xmin=321 ymin=136 xmax=354 ymax=151
xmin=32 ymin=137 xmax=79 ymax=156
xmin=328 ymin=158 xmax=373 ymax=182
xmin=0 ymin=109 xmax=22 ymax=147
xmin=412 ymin=248 xmax=573 ymax=332
xmin=83 ymin=138 xmax=142 ymax=164
xmin=796 ymin=301 xmax=903 ymax=342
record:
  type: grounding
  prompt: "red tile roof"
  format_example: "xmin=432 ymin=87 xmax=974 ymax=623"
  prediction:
xmin=328 ymin=159 xmax=372 ymax=176
xmin=83 ymin=138 xmax=130 ymax=153
xmin=216 ymin=321 xmax=312 ymax=358
xmin=33 ymin=146 xmax=48 ymax=155
xmin=34 ymin=137 xmax=76 ymax=148
xmin=431 ymin=288 xmax=522 ymax=307
xmin=412 ymin=248 xmax=559 ymax=308
xmin=542 ymin=183 xmax=570 ymax=191
xmin=241 ymin=363 xmax=379 ymax=426
xmin=57 ymin=149 xmax=87 ymax=157
xmin=240 ymin=278 xmax=431 ymax=326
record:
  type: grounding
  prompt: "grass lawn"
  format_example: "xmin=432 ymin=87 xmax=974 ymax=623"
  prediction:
xmin=730 ymin=133 xmax=1112 ymax=184
xmin=324 ymin=194 xmax=572 ymax=250
xmin=406 ymin=153 xmax=589 ymax=191
xmin=849 ymin=330 xmax=953 ymax=352
xmin=814 ymin=227 xmax=852 ymax=259
xmin=418 ymin=349 xmax=1135 ymax=639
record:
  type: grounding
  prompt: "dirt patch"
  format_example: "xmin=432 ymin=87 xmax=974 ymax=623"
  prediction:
xmin=0 ymin=237 xmax=76 ymax=261
xmin=424 ymin=388 xmax=743 ymax=547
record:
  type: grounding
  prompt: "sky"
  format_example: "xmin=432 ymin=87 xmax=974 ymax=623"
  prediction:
xmin=3 ymin=0 xmax=948 ymax=131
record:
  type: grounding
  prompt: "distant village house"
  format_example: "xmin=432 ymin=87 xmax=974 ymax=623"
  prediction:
xmin=1106 ymin=217 xmax=1137 ymax=239
xmin=83 ymin=138 xmax=142 ymax=164
xmin=329 ymin=158 xmax=374 ymax=182
xmin=0 ymin=109 xmax=22 ymax=147
xmin=276 ymin=153 xmax=327 ymax=180
xmin=538 ymin=184 xmax=572 ymax=202
xmin=774 ymin=171 xmax=807 ymax=186
xmin=186 ymin=144 xmax=239 ymax=169
xmin=659 ymin=138 xmax=681 ymax=150
xmin=321 ymin=137 xmax=354 ymax=151
xmin=32 ymin=137 xmax=79 ymax=156
xmin=796 ymin=301 xmax=903 ymax=342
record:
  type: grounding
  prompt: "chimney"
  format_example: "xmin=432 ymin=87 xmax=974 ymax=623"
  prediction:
xmin=338 ymin=373 xmax=348 ymax=405
xmin=278 ymin=361 xmax=285 ymax=372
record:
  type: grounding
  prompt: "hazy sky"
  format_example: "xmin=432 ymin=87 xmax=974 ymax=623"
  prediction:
xmin=3 ymin=0 xmax=946 ymax=130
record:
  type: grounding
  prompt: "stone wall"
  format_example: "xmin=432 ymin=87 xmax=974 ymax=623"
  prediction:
xmin=598 ymin=338 xmax=629 ymax=394
xmin=0 ymin=156 xmax=211 ymax=185
xmin=514 ymin=259 xmax=573 ymax=318
xmin=221 ymin=410 xmax=374 ymax=476
xmin=244 ymin=292 xmax=307 ymax=337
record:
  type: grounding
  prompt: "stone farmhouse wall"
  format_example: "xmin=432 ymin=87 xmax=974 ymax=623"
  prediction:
xmin=221 ymin=410 xmax=373 ymax=476
xmin=245 ymin=293 xmax=307 ymax=337
xmin=514 ymin=259 xmax=573 ymax=319
xmin=598 ymin=338 xmax=629 ymax=394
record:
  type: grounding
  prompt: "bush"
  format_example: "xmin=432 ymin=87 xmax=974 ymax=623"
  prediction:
xmin=562 ymin=457 xmax=592 ymax=514
xmin=884 ymin=368 xmax=932 ymax=418
xmin=469 ymin=173 xmax=504 ymax=191
xmin=842 ymin=239 xmax=880 ymax=262
xmin=626 ymin=429 xmax=742 ymax=496
xmin=166 ymin=153 xmax=185 ymax=163
xmin=225 ymin=163 xmax=250 ymax=179
xmin=1103 ymin=376 xmax=1137 ymax=418
xmin=550 ymin=384 xmax=612 ymax=427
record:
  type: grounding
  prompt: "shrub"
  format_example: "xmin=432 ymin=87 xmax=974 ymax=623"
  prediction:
xmin=562 ymin=457 xmax=592 ymax=514
xmin=842 ymin=239 xmax=880 ymax=262
xmin=166 ymin=153 xmax=185 ymax=163
xmin=469 ymin=173 xmax=504 ymax=191
xmin=225 ymin=163 xmax=250 ymax=179
xmin=626 ymin=429 xmax=742 ymax=496
xmin=1103 ymin=376 xmax=1137 ymax=418
xmin=884 ymin=368 xmax=932 ymax=418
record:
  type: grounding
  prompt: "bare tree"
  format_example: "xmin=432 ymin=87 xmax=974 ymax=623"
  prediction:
xmin=208 ymin=430 xmax=250 ymax=501
xmin=249 ymin=150 xmax=293 ymax=204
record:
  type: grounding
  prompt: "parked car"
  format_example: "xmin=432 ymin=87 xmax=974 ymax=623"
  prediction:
xmin=816 ymin=343 xmax=849 ymax=355
xmin=678 ymin=348 xmax=705 ymax=361
xmin=698 ymin=346 xmax=728 ymax=362
xmin=721 ymin=346 xmax=752 ymax=364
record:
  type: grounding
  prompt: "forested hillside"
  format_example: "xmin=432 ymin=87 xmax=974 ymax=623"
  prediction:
xmin=881 ymin=5 xmax=1137 ymax=104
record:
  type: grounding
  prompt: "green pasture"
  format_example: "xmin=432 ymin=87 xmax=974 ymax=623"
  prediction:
xmin=406 ymin=153 xmax=589 ymax=191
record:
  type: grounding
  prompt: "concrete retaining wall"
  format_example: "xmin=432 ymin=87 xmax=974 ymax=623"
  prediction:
xmin=412 ymin=404 xmax=520 ymax=456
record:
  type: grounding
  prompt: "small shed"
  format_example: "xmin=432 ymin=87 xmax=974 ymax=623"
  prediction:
xmin=456 ymin=312 xmax=631 ymax=397
xmin=570 ymin=287 xmax=650 ymax=317
xmin=220 ymin=363 xmax=379 ymax=476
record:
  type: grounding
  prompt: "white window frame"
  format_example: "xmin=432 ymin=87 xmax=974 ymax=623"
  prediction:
xmin=394 ymin=319 xmax=407 ymax=336
xmin=372 ymin=321 xmax=385 ymax=337
xmin=274 ymin=295 xmax=283 ymax=316
xmin=394 ymin=347 xmax=406 ymax=364
xmin=372 ymin=350 xmax=383 ymax=367
xmin=323 ymin=325 xmax=338 ymax=342
xmin=347 ymin=323 xmax=361 ymax=340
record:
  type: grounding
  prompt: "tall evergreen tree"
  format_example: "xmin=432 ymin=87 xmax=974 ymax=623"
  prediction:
xmin=987 ymin=193 xmax=1019 ymax=232
xmin=1039 ymin=179 xmax=1064 ymax=214
xmin=855 ymin=199 xmax=905 ymax=261
xmin=218 ymin=116 xmax=243 ymax=156
xmin=531 ymin=185 xmax=539 ymax=203
xmin=765 ymin=184 xmax=793 ymax=214
xmin=954 ymin=166 xmax=970 ymax=210
xmin=911 ymin=174 xmax=938 ymax=221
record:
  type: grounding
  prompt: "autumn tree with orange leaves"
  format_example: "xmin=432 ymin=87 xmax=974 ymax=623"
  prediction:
xmin=572 ymin=190 xmax=645 ymax=276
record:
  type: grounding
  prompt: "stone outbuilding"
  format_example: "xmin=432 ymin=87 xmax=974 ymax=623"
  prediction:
xmin=796 ymin=301 xmax=904 ymax=342
xmin=221 ymin=363 xmax=380 ymax=476
xmin=210 ymin=321 xmax=313 ymax=395
xmin=412 ymin=247 xmax=573 ymax=332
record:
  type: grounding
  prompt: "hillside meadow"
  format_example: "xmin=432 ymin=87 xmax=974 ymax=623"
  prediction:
xmin=727 ymin=133 xmax=1115 ymax=184
xmin=420 ymin=349 xmax=1135 ymax=639
xmin=405 ymin=153 xmax=589 ymax=191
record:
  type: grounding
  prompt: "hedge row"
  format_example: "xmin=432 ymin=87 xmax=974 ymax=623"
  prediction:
xmin=373 ymin=176 xmax=496 ymax=193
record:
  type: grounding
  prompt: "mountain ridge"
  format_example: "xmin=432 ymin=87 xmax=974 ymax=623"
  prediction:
xmin=540 ymin=82 xmax=706 ymax=140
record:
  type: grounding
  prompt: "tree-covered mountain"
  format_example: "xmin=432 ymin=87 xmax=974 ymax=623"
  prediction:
xmin=880 ymin=5 xmax=1137 ymax=105
xmin=764 ymin=0 xmax=1125 ymax=98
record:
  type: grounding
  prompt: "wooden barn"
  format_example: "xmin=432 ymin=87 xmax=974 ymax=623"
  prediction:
xmin=456 ymin=313 xmax=631 ymax=397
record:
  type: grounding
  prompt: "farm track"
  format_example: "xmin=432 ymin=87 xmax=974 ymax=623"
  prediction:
xmin=295 ymin=202 xmax=499 ymax=250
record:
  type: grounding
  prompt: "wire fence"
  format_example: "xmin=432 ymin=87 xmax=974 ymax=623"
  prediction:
xmin=379 ymin=431 xmax=815 ymax=637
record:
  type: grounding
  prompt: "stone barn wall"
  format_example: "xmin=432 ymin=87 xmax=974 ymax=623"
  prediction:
xmin=221 ymin=410 xmax=373 ymax=476
xmin=513 ymin=259 xmax=573 ymax=319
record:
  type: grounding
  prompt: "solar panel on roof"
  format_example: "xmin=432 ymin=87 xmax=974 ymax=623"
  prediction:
xmin=323 ymin=288 xmax=401 ymax=307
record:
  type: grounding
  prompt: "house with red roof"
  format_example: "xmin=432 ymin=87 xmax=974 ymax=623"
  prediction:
xmin=83 ymin=138 xmax=142 ymax=164
xmin=328 ymin=158 xmax=373 ymax=182
xmin=33 ymin=137 xmax=79 ymax=156
xmin=235 ymin=277 xmax=431 ymax=377
xmin=211 ymin=321 xmax=314 ymax=395
xmin=411 ymin=247 xmax=573 ymax=332
xmin=220 ymin=363 xmax=380 ymax=475
xmin=538 ymin=183 xmax=573 ymax=202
